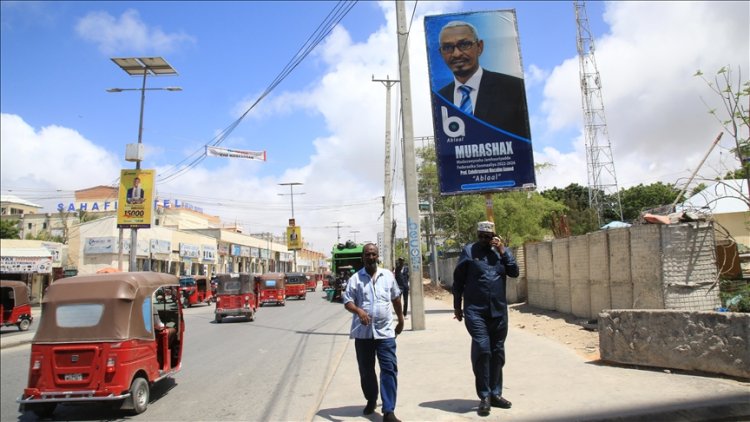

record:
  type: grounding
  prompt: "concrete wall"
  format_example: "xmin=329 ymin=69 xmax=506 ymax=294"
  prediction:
xmin=569 ymin=235 xmax=591 ymax=319
xmin=588 ymin=231 xmax=611 ymax=318
xmin=552 ymin=239 xmax=571 ymax=314
xmin=608 ymin=228 xmax=633 ymax=309
xmin=536 ymin=242 xmax=555 ymax=310
xmin=599 ymin=310 xmax=750 ymax=379
xmin=525 ymin=222 xmax=720 ymax=317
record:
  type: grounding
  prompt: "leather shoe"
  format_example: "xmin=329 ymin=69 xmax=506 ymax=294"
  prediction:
xmin=363 ymin=400 xmax=376 ymax=415
xmin=478 ymin=397 xmax=491 ymax=416
xmin=490 ymin=395 xmax=512 ymax=408
xmin=383 ymin=412 xmax=401 ymax=422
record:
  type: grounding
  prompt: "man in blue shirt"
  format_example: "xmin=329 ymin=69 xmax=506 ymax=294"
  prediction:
xmin=343 ymin=243 xmax=405 ymax=422
xmin=453 ymin=221 xmax=519 ymax=416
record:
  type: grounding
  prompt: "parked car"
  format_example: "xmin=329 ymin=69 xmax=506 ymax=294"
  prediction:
xmin=17 ymin=272 xmax=183 ymax=418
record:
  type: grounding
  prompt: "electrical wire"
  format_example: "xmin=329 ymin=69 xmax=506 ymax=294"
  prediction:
xmin=157 ymin=0 xmax=358 ymax=184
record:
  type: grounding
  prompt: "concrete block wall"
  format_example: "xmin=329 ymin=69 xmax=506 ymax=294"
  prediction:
xmin=660 ymin=224 xmax=721 ymax=310
xmin=536 ymin=242 xmax=555 ymax=310
xmin=599 ymin=310 xmax=750 ymax=379
xmin=506 ymin=246 xmax=526 ymax=303
xmin=525 ymin=242 xmax=542 ymax=309
xmin=608 ymin=228 xmax=633 ymax=309
xmin=552 ymin=239 xmax=572 ymax=314
xmin=588 ymin=231 xmax=611 ymax=317
xmin=569 ymin=235 xmax=591 ymax=319
xmin=629 ymin=225 xmax=664 ymax=309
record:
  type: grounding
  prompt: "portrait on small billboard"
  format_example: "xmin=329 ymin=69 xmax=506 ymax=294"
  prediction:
xmin=424 ymin=10 xmax=536 ymax=195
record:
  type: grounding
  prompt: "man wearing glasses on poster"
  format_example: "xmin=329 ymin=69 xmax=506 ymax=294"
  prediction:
xmin=437 ymin=20 xmax=530 ymax=139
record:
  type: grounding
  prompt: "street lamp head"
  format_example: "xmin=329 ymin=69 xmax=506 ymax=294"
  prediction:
xmin=164 ymin=87 xmax=182 ymax=91
xmin=106 ymin=88 xmax=123 ymax=93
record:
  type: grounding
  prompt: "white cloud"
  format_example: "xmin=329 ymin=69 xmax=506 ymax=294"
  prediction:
xmin=538 ymin=1 xmax=748 ymax=190
xmin=75 ymin=9 xmax=194 ymax=55
xmin=0 ymin=113 xmax=121 ymax=208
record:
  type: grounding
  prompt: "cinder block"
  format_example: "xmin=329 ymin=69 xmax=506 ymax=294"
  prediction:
xmin=569 ymin=235 xmax=591 ymax=318
xmin=537 ymin=242 xmax=555 ymax=310
xmin=552 ymin=238 xmax=572 ymax=313
xmin=608 ymin=228 xmax=633 ymax=309
xmin=589 ymin=231 xmax=611 ymax=316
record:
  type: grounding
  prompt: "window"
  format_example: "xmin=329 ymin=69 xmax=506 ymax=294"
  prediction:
xmin=27 ymin=223 xmax=32 ymax=230
xmin=42 ymin=223 xmax=47 ymax=229
xmin=56 ymin=304 xmax=104 ymax=327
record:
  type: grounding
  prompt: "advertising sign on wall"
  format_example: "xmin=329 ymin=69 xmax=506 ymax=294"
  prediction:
xmin=179 ymin=243 xmax=200 ymax=259
xmin=84 ymin=237 xmax=117 ymax=254
xmin=150 ymin=239 xmax=172 ymax=255
xmin=424 ymin=10 xmax=536 ymax=195
xmin=117 ymin=169 xmax=155 ymax=228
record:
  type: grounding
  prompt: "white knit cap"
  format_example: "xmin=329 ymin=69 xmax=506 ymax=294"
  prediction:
xmin=477 ymin=221 xmax=495 ymax=233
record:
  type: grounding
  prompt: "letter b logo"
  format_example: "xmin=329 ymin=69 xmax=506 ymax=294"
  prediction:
xmin=441 ymin=106 xmax=465 ymax=137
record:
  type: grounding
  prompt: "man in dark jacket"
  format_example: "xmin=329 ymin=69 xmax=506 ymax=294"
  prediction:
xmin=394 ymin=258 xmax=410 ymax=318
xmin=453 ymin=221 xmax=519 ymax=416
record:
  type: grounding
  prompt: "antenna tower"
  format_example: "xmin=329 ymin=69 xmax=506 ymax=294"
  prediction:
xmin=575 ymin=1 xmax=624 ymax=224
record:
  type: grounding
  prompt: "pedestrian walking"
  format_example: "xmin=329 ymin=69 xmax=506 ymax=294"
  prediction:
xmin=342 ymin=243 xmax=405 ymax=422
xmin=394 ymin=257 xmax=410 ymax=319
xmin=452 ymin=221 xmax=519 ymax=416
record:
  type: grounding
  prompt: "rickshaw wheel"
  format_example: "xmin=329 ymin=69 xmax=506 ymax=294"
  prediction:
xmin=30 ymin=403 xmax=56 ymax=418
xmin=215 ymin=314 xmax=223 ymax=323
xmin=129 ymin=377 xmax=149 ymax=414
xmin=18 ymin=318 xmax=31 ymax=331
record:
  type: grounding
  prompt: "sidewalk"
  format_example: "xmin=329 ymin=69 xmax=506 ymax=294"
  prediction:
xmin=0 ymin=305 xmax=41 ymax=350
xmin=313 ymin=297 xmax=750 ymax=422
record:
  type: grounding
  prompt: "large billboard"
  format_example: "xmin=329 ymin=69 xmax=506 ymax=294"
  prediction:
xmin=424 ymin=10 xmax=536 ymax=195
xmin=117 ymin=169 xmax=154 ymax=229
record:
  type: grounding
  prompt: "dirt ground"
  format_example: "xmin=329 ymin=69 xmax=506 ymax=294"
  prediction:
xmin=422 ymin=283 xmax=600 ymax=361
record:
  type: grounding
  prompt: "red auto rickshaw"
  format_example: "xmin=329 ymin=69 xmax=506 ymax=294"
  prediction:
xmin=214 ymin=273 xmax=258 ymax=323
xmin=322 ymin=271 xmax=333 ymax=289
xmin=17 ymin=272 xmax=183 ymax=418
xmin=304 ymin=272 xmax=317 ymax=292
xmin=258 ymin=273 xmax=286 ymax=306
xmin=179 ymin=275 xmax=213 ymax=307
xmin=285 ymin=272 xmax=307 ymax=300
xmin=1 ymin=280 xmax=33 ymax=331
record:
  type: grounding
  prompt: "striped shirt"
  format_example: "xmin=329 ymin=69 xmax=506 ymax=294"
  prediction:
xmin=342 ymin=267 xmax=401 ymax=339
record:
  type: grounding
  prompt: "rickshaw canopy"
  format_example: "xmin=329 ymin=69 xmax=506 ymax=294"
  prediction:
xmin=259 ymin=273 xmax=285 ymax=289
xmin=215 ymin=273 xmax=256 ymax=294
xmin=33 ymin=272 xmax=178 ymax=343
xmin=285 ymin=272 xmax=306 ymax=284
xmin=1 ymin=280 xmax=30 ymax=307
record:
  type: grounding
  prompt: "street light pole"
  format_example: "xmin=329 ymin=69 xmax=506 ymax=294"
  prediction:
xmin=279 ymin=182 xmax=304 ymax=272
xmin=350 ymin=230 xmax=360 ymax=243
xmin=109 ymin=57 xmax=179 ymax=273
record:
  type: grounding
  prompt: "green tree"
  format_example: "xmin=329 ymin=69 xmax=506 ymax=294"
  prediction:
xmin=618 ymin=182 xmax=682 ymax=221
xmin=0 ymin=219 xmax=21 ymax=239
xmin=25 ymin=230 xmax=64 ymax=243
xmin=416 ymin=144 xmax=563 ymax=249
xmin=540 ymin=183 xmax=599 ymax=234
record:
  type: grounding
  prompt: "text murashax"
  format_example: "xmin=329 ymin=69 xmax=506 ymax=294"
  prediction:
xmin=454 ymin=142 xmax=513 ymax=159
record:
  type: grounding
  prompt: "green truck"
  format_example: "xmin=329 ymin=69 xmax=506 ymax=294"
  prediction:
xmin=328 ymin=241 xmax=364 ymax=302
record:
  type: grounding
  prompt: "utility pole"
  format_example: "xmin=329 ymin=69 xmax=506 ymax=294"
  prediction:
xmin=428 ymin=188 xmax=439 ymax=286
xmin=278 ymin=182 xmax=304 ymax=271
xmin=396 ymin=0 xmax=425 ymax=330
xmin=328 ymin=221 xmax=350 ymax=243
xmin=372 ymin=75 xmax=399 ymax=270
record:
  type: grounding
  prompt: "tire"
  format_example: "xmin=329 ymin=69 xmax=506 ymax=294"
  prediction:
xmin=129 ymin=377 xmax=149 ymax=414
xmin=30 ymin=403 xmax=56 ymax=418
xmin=18 ymin=318 xmax=31 ymax=331
xmin=215 ymin=314 xmax=223 ymax=323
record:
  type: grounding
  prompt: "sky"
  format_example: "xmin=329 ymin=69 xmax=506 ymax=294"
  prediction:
xmin=1 ymin=1 xmax=748 ymax=254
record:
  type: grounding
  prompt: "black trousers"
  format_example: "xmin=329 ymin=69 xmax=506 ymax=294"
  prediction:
xmin=400 ymin=287 xmax=409 ymax=316
xmin=464 ymin=309 xmax=507 ymax=398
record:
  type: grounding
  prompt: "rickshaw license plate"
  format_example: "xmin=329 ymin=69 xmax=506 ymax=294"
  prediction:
xmin=65 ymin=373 xmax=83 ymax=381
